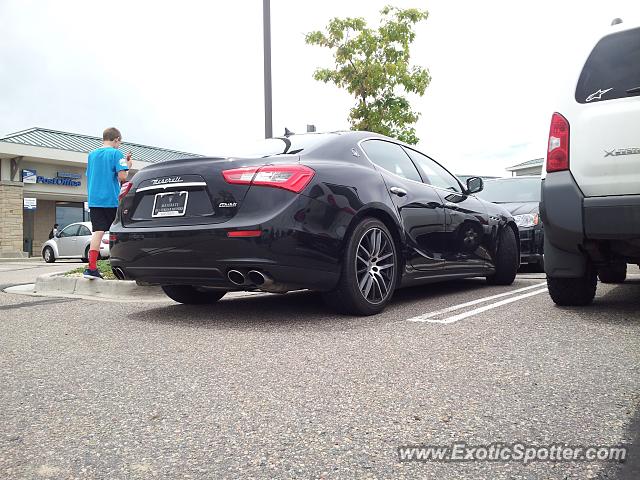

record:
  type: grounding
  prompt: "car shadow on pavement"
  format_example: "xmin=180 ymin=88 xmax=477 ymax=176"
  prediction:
xmin=127 ymin=277 xmax=499 ymax=331
xmin=598 ymin=403 xmax=640 ymax=480
xmin=128 ymin=290 xmax=367 ymax=331
xmin=388 ymin=277 xmax=492 ymax=306
xmin=559 ymin=281 xmax=640 ymax=326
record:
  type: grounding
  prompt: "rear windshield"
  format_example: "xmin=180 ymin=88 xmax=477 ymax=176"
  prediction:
xmin=215 ymin=134 xmax=335 ymax=158
xmin=476 ymin=178 xmax=541 ymax=203
xmin=575 ymin=27 xmax=640 ymax=104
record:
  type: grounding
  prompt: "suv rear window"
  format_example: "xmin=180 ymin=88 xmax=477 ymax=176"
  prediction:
xmin=575 ymin=27 xmax=640 ymax=104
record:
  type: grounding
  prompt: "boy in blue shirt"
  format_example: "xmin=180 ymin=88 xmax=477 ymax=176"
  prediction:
xmin=84 ymin=127 xmax=132 ymax=279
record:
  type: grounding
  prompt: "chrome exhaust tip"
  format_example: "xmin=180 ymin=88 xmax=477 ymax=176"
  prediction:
xmin=227 ymin=270 xmax=247 ymax=286
xmin=248 ymin=270 xmax=272 ymax=287
xmin=112 ymin=267 xmax=126 ymax=280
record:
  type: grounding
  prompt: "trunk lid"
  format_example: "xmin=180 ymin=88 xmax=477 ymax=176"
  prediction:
xmin=121 ymin=156 xmax=273 ymax=227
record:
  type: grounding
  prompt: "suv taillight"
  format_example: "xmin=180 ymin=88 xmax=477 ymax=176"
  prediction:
xmin=547 ymin=112 xmax=570 ymax=172
xmin=222 ymin=165 xmax=315 ymax=193
xmin=119 ymin=182 xmax=132 ymax=201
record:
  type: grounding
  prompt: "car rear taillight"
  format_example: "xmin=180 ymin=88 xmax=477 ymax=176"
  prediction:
xmin=119 ymin=181 xmax=133 ymax=201
xmin=547 ymin=113 xmax=570 ymax=172
xmin=222 ymin=165 xmax=315 ymax=193
xmin=109 ymin=233 xmax=117 ymax=242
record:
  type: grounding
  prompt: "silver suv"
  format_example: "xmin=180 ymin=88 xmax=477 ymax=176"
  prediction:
xmin=541 ymin=21 xmax=640 ymax=305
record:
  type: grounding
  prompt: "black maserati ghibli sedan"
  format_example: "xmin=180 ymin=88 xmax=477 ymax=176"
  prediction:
xmin=109 ymin=131 xmax=519 ymax=315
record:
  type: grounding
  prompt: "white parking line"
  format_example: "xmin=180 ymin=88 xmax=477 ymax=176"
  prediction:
xmin=426 ymin=288 xmax=548 ymax=324
xmin=407 ymin=282 xmax=547 ymax=323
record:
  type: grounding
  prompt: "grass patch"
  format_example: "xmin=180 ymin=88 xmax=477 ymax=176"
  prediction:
xmin=65 ymin=259 xmax=116 ymax=280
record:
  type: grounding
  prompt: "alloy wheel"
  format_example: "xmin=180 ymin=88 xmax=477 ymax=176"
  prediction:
xmin=355 ymin=227 xmax=395 ymax=304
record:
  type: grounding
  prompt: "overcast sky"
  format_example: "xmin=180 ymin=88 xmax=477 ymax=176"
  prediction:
xmin=1 ymin=0 xmax=638 ymax=175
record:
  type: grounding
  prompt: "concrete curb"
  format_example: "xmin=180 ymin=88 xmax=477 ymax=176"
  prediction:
xmin=33 ymin=271 xmax=166 ymax=300
xmin=0 ymin=257 xmax=44 ymax=263
xmin=3 ymin=272 xmax=271 ymax=303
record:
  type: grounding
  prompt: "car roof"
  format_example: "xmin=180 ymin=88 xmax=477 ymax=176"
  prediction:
xmin=62 ymin=221 xmax=93 ymax=229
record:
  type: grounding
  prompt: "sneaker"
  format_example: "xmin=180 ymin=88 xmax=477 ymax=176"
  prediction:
xmin=83 ymin=268 xmax=104 ymax=280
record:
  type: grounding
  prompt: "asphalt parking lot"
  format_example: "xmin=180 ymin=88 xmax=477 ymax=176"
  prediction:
xmin=1 ymin=264 xmax=639 ymax=479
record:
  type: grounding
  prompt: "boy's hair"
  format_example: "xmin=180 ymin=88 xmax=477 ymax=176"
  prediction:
xmin=103 ymin=127 xmax=122 ymax=142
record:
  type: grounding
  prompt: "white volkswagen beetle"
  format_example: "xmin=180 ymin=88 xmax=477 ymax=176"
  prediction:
xmin=41 ymin=222 xmax=109 ymax=263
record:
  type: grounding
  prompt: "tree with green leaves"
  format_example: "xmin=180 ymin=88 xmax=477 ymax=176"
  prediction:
xmin=305 ymin=6 xmax=430 ymax=144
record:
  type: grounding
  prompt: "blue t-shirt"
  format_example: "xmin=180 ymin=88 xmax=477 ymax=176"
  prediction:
xmin=86 ymin=147 xmax=129 ymax=207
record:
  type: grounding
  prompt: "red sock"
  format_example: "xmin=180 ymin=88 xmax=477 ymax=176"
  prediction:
xmin=89 ymin=250 xmax=99 ymax=270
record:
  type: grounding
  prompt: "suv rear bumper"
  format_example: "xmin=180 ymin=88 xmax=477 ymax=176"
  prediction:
xmin=583 ymin=195 xmax=640 ymax=238
xmin=541 ymin=171 xmax=640 ymax=277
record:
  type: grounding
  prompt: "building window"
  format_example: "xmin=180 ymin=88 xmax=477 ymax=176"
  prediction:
xmin=55 ymin=202 xmax=87 ymax=229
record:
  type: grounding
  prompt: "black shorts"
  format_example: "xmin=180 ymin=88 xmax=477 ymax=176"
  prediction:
xmin=89 ymin=207 xmax=117 ymax=232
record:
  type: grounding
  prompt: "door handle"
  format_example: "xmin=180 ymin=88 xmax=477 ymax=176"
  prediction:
xmin=389 ymin=186 xmax=407 ymax=197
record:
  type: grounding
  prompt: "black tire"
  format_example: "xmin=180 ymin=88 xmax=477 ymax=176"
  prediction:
xmin=43 ymin=246 xmax=55 ymax=263
xmin=81 ymin=245 xmax=90 ymax=263
xmin=598 ymin=263 xmax=626 ymax=284
xmin=547 ymin=268 xmax=597 ymax=306
xmin=322 ymin=218 xmax=398 ymax=316
xmin=486 ymin=226 xmax=518 ymax=285
xmin=161 ymin=285 xmax=227 ymax=305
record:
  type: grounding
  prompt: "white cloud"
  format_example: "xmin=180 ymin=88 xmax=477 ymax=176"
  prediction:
xmin=1 ymin=0 xmax=638 ymax=175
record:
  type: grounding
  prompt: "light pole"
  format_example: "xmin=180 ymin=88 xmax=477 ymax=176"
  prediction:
xmin=263 ymin=0 xmax=273 ymax=138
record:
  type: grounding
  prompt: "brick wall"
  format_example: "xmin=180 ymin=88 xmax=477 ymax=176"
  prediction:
xmin=0 ymin=181 xmax=24 ymax=257
xmin=33 ymin=200 xmax=56 ymax=255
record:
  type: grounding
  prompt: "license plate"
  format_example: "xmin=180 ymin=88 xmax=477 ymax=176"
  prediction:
xmin=152 ymin=191 xmax=189 ymax=217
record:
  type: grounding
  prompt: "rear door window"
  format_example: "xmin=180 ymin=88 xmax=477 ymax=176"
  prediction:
xmin=576 ymin=27 xmax=640 ymax=104
xmin=360 ymin=140 xmax=423 ymax=183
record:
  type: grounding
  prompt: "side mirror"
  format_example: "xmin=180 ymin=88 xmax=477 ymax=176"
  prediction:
xmin=466 ymin=176 xmax=484 ymax=194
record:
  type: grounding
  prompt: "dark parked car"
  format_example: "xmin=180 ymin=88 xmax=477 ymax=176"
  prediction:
xmin=109 ymin=131 xmax=519 ymax=315
xmin=476 ymin=176 xmax=544 ymax=271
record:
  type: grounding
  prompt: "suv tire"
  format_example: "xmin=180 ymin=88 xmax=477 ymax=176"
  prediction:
xmin=161 ymin=285 xmax=227 ymax=305
xmin=486 ymin=226 xmax=518 ymax=285
xmin=322 ymin=218 xmax=398 ymax=316
xmin=547 ymin=268 xmax=597 ymax=306
xmin=598 ymin=263 xmax=627 ymax=284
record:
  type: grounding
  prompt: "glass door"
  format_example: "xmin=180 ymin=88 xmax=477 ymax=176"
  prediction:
xmin=55 ymin=202 xmax=86 ymax=229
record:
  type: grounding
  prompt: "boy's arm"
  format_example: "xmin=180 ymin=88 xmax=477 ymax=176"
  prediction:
xmin=116 ymin=152 xmax=133 ymax=184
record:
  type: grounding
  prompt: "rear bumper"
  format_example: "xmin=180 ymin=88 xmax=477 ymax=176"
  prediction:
xmin=583 ymin=195 xmax=640 ymax=239
xmin=99 ymin=243 xmax=110 ymax=258
xmin=540 ymin=171 xmax=640 ymax=276
xmin=109 ymin=195 xmax=345 ymax=291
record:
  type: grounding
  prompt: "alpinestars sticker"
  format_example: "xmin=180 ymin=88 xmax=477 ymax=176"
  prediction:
xmin=586 ymin=88 xmax=613 ymax=102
